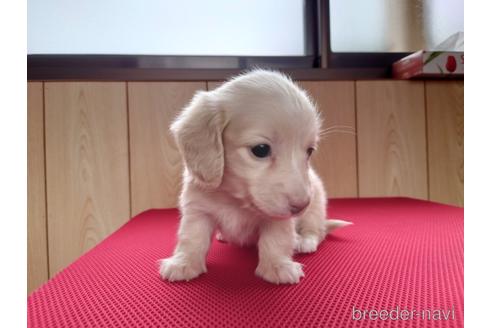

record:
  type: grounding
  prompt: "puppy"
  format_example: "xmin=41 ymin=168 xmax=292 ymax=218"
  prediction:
xmin=159 ymin=70 xmax=350 ymax=284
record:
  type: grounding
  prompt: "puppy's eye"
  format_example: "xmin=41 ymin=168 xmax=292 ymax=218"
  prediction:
xmin=251 ymin=144 xmax=271 ymax=158
xmin=307 ymin=147 xmax=315 ymax=157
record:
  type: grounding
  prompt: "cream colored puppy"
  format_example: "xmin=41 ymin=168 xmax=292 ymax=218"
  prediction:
xmin=160 ymin=70 xmax=350 ymax=284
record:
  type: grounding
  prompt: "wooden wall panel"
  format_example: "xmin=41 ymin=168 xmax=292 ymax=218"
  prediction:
xmin=45 ymin=82 xmax=130 ymax=276
xmin=298 ymin=81 xmax=358 ymax=198
xmin=426 ymin=81 xmax=464 ymax=207
xmin=28 ymin=79 xmax=463 ymax=286
xmin=27 ymin=82 xmax=48 ymax=294
xmin=128 ymin=82 xmax=206 ymax=214
xmin=356 ymin=81 xmax=428 ymax=199
xmin=207 ymin=81 xmax=223 ymax=90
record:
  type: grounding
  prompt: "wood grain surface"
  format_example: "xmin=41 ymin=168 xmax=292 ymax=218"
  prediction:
xmin=356 ymin=81 xmax=428 ymax=199
xmin=128 ymin=82 xmax=206 ymax=214
xmin=27 ymin=82 xmax=49 ymax=294
xmin=426 ymin=81 xmax=464 ymax=206
xmin=299 ymin=81 xmax=358 ymax=198
xmin=44 ymin=82 xmax=130 ymax=276
xmin=206 ymin=81 xmax=223 ymax=90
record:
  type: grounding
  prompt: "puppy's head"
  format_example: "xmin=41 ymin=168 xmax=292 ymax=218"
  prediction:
xmin=171 ymin=70 xmax=320 ymax=219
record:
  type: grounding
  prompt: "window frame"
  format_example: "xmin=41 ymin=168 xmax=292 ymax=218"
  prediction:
xmin=27 ymin=0 xmax=418 ymax=80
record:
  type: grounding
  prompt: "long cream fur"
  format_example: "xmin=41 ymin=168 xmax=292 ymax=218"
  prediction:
xmin=159 ymin=69 xmax=351 ymax=284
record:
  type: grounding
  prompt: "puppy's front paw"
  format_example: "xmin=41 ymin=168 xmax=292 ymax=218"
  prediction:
xmin=216 ymin=231 xmax=227 ymax=243
xmin=255 ymin=259 xmax=304 ymax=284
xmin=159 ymin=255 xmax=206 ymax=282
xmin=295 ymin=234 xmax=319 ymax=254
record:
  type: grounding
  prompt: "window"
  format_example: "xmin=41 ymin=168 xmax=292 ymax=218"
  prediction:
xmin=28 ymin=0 xmax=308 ymax=56
xmin=329 ymin=0 xmax=464 ymax=52
xmin=27 ymin=0 xmax=464 ymax=79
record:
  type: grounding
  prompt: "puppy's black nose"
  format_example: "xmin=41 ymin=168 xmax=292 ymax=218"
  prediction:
xmin=289 ymin=200 xmax=310 ymax=215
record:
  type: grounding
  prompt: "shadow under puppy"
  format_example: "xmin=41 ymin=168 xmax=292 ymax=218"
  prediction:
xmin=160 ymin=69 xmax=351 ymax=284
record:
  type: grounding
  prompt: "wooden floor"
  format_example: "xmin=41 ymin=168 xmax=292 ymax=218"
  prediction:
xmin=27 ymin=80 xmax=464 ymax=293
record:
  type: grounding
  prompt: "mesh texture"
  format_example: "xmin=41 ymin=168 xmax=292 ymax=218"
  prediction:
xmin=28 ymin=198 xmax=464 ymax=327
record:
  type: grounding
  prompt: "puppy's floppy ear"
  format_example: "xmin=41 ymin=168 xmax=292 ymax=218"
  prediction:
xmin=171 ymin=91 xmax=227 ymax=189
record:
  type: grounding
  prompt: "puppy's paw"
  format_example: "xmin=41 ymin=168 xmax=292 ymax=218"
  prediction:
xmin=255 ymin=259 xmax=304 ymax=284
xmin=159 ymin=255 xmax=206 ymax=282
xmin=295 ymin=234 xmax=319 ymax=254
xmin=216 ymin=231 xmax=227 ymax=243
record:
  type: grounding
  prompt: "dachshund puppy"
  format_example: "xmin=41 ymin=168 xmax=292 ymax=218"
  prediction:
xmin=160 ymin=70 xmax=350 ymax=284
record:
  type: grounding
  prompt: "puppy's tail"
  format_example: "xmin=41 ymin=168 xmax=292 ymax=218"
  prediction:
xmin=325 ymin=219 xmax=353 ymax=234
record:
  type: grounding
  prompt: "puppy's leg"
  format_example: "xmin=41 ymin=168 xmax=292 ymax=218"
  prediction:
xmin=159 ymin=212 xmax=214 ymax=282
xmin=255 ymin=219 xmax=304 ymax=284
xmin=295 ymin=170 xmax=352 ymax=253
xmin=295 ymin=170 xmax=328 ymax=254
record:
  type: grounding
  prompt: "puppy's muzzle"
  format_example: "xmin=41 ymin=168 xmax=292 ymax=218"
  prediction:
xmin=289 ymin=199 xmax=310 ymax=215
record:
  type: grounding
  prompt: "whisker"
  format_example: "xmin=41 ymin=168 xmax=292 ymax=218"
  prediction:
xmin=320 ymin=125 xmax=355 ymax=133
xmin=319 ymin=128 xmax=356 ymax=134
xmin=319 ymin=130 xmax=357 ymax=137
xmin=319 ymin=129 xmax=355 ymax=135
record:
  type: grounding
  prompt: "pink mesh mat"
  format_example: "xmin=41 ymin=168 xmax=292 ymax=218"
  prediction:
xmin=28 ymin=198 xmax=464 ymax=327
